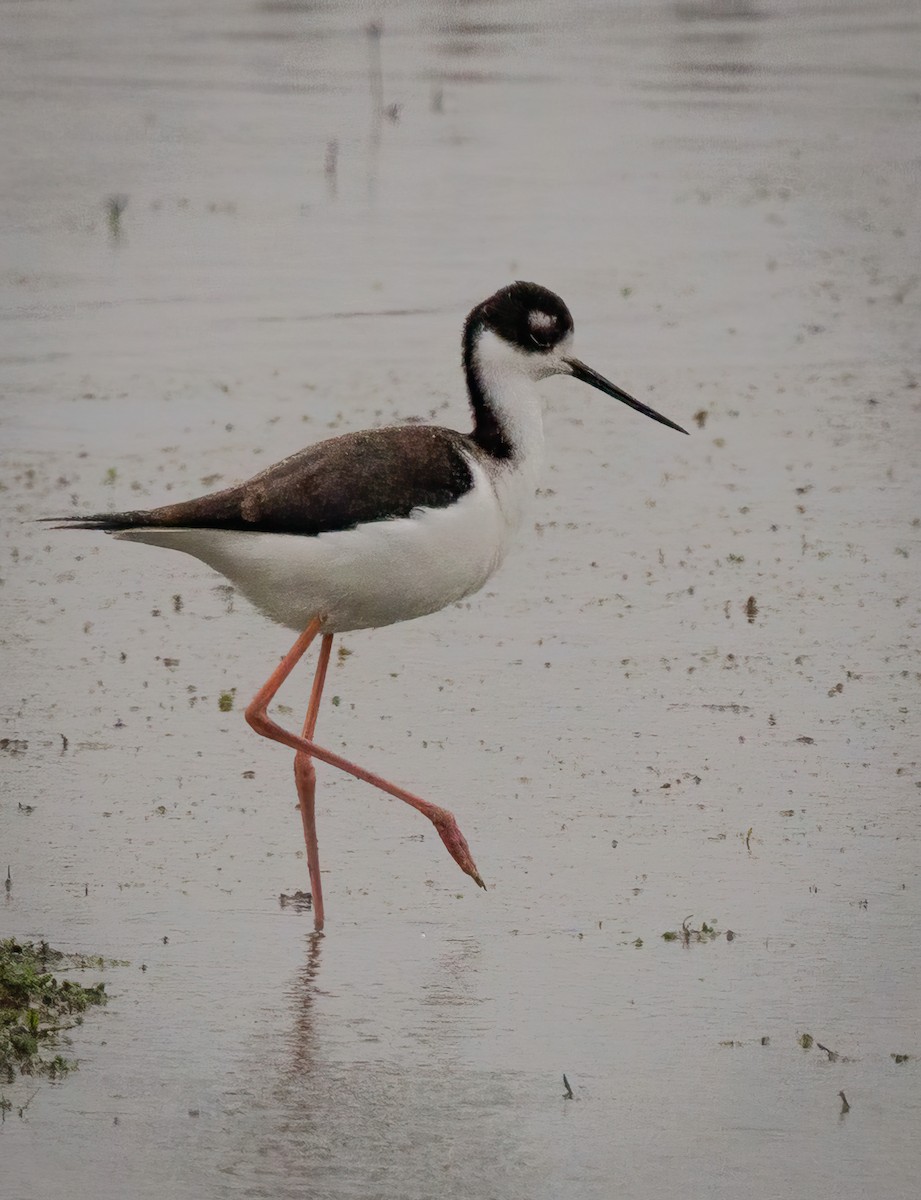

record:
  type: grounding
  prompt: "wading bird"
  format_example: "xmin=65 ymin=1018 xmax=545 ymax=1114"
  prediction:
xmin=49 ymin=282 xmax=686 ymax=930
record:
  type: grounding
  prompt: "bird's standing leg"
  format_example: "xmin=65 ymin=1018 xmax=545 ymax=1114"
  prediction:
xmin=294 ymin=633 xmax=333 ymax=932
xmin=246 ymin=616 xmax=326 ymax=920
xmin=245 ymin=623 xmax=486 ymax=891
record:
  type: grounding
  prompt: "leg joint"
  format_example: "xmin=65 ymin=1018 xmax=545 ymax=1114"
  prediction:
xmin=244 ymin=702 xmax=268 ymax=735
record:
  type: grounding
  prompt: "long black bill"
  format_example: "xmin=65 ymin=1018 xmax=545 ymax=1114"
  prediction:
xmin=565 ymin=357 xmax=689 ymax=435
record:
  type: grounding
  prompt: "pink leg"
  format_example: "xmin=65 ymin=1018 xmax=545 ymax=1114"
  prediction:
xmin=245 ymin=623 xmax=486 ymax=892
xmin=294 ymin=633 xmax=333 ymax=932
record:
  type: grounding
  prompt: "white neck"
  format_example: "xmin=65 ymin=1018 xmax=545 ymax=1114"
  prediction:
xmin=467 ymin=328 xmax=548 ymax=534
xmin=472 ymin=330 xmax=546 ymax=463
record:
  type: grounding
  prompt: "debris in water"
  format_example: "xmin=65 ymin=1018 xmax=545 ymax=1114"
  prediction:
xmin=324 ymin=139 xmax=338 ymax=198
xmin=367 ymin=21 xmax=384 ymax=116
xmin=562 ymin=1073 xmax=573 ymax=1099
xmin=105 ymin=194 xmax=128 ymax=240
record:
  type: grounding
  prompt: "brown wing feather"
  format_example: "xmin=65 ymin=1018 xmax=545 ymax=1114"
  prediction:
xmin=48 ymin=426 xmax=477 ymax=535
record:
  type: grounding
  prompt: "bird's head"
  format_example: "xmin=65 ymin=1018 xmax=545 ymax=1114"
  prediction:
xmin=465 ymin=281 xmax=688 ymax=434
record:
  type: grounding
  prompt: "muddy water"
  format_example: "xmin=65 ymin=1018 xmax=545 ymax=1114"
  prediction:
xmin=2 ymin=1 xmax=920 ymax=1196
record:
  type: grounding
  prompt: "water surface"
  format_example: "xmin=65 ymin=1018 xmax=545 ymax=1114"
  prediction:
xmin=2 ymin=2 xmax=919 ymax=1197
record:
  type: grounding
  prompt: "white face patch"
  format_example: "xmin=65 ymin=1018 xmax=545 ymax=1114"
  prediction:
xmin=528 ymin=310 xmax=557 ymax=335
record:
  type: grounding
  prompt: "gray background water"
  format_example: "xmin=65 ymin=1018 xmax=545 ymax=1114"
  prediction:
xmin=2 ymin=1 xmax=919 ymax=1197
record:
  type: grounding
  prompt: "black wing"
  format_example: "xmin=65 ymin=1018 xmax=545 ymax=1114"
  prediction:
xmin=46 ymin=426 xmax=476 ymax=536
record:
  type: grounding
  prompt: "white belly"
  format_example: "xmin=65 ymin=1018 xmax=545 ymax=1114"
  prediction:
xmin=113 ymin=465 xmax=511 ymax=633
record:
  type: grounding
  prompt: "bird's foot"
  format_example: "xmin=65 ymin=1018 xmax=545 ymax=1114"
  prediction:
xmin=432 ymin=810 xmax=487 ymax=890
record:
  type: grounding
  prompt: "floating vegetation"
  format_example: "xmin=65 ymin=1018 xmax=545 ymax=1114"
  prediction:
xmin=218 ymin=688 xmax=236 ymax=712
xmin=1 ymin=940 xmax=112 ymax=1083
xmin=661 ymin=917 xmax=732 ymax=946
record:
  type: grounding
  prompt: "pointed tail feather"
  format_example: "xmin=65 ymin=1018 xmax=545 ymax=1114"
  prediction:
xmin=37 ymin=511 xmax=154 ymax=531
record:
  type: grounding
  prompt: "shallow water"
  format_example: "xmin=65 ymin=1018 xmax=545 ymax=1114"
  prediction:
xmin=2 ymin=1 xmax=920 ymax=1197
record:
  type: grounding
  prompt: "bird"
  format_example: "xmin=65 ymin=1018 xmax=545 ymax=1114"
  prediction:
xmin=46 ymin=281 xmax=687 ymax=931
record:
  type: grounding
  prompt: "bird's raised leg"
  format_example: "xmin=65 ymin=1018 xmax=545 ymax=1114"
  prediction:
xmin=294 ymin=632 xmax=333 ymax=932
xmin=245 ymin=623 xmax=486 ymax=892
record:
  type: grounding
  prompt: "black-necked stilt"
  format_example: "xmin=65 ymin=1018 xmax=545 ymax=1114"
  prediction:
xmin=48 ymin=282 xmax=687 ymax=930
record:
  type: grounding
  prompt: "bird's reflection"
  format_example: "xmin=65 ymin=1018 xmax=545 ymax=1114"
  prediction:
xmin=280 ymin=931 xmax=325 ymax=1084
xmin=280 ymin=930 xmax=487 ymax=1085
xmin=223 ymin=928 xmax=529 ymax=1193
